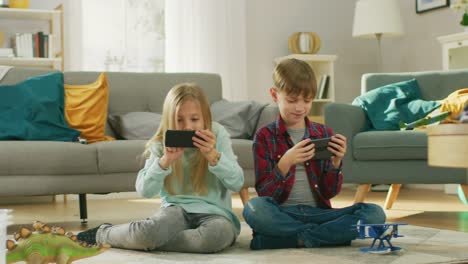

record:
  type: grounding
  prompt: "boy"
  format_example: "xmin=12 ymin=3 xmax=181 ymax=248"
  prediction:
xmin=243 ymin=58 xmax=385 ymax=250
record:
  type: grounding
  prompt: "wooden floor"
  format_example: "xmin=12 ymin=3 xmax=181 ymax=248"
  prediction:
xmin=2 ymin=187 xmax=468 ymax=234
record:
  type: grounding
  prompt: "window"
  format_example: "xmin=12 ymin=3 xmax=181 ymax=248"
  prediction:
xmin=81 ymin=0 xmax=164 ymax=72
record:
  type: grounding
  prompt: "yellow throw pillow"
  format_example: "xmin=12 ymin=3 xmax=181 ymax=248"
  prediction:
xmin=65 ymin=73 xmax=114 ymax=143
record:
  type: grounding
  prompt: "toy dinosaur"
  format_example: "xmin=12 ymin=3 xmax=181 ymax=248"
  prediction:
xmin=399 ymin=111 xmax=450 ymax=130
xmin=6 ymin=221 xmax=110 ymax=264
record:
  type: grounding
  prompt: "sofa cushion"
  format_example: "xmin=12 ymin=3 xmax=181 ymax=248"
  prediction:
xmin=65 ymin=72 xmax=114 ymax=143
xmin=353 ymin=130 xmax=427 ymax=160
xmin=352 ymin=79 xmax=440 ymax=130
xmin=211 ymin=99 xmax=267 ymax=139
xmin=108 ymin=112 xmax=161 ymax=140
xmin=0 ymin=141 xmax=98 ymax=175
xmin=94 ymin=140 xmax=146 ymax=174
xmin=0 ymin=72 xmax=80 ymax=141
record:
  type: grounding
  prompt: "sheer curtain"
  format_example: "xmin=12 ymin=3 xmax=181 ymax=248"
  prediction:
xmin=165 ymin=0 xmax=247 ymax=101
xmin=81 ymin=0 xmax=165 ymax=72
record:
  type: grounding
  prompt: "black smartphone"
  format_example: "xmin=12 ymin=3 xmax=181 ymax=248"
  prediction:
xmin=309 ymin=137 xmax=334 ymax=160
xmin=165 ymin=130 xmax=200 ymax=148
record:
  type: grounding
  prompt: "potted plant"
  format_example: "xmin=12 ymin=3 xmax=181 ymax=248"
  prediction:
xmin=451 ymin=0 xmax=468 ymax=29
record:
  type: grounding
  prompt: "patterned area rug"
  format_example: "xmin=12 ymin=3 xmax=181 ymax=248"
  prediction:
xmin=65 ymin=223 xmax=468 ymax=264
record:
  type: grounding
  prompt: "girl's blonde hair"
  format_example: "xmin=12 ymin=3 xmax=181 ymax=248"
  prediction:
xmin=143 ymin=83 xmax=213 ymax=195
xmin=273 ymin=58 xmax=317 ymax=99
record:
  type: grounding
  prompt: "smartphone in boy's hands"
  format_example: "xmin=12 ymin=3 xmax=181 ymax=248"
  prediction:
xmin=308 ymin=137 xmax=334 ymax=160
xmin=165 ymin=130 xmax=203 ymax=148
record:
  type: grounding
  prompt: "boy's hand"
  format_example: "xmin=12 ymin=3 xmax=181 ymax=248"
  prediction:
xmin=159 ymin=147 xmax=185 ymax=170
xmin=328 ymin=134 xmax=347 ymax=169
xmin=278 ymin=139 xmax=315 ymax=175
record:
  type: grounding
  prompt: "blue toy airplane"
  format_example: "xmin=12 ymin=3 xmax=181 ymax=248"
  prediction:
xmin=354 ymin=222 xmax=407 ymax=254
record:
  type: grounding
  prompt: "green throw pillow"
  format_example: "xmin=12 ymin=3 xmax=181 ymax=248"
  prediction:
xmin=0 ymin=72 xmax=80 ymax=141
xmin=352 ymin=79 xmax=440 ymax=130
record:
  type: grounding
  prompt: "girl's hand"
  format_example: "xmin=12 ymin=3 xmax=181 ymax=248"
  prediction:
xmin=159 ymin=147 xmax=185 ymax=170
xmin=328 ymin=134 xmax=347 ymax=169
xmin=193 ymin=130 xmax=220 ymax=165
xmin=193 ymin=129 xmax=216 ymax=154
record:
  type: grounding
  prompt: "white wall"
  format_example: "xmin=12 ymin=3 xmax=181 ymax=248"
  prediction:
xmin=246 ymin=0 xmax=462 ymax=104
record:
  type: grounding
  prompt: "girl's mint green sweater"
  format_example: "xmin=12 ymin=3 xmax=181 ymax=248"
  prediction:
xmin=136 ymin=122 xmax=244 ymax=234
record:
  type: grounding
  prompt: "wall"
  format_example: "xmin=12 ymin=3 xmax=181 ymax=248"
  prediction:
xmin=246 ymin=0 xmax=462 ymax=104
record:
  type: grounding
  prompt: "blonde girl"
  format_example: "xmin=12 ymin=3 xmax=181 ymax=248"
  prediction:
xmin=78 ymin=83 xmax=244 ymax=253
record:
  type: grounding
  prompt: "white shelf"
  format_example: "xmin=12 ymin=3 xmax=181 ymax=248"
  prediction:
xmin=437 ymin=31 xmax=468 ymax=44
xmin=0 ymin=7 xmax=60 ymax=20
xmin=438 ymin=32 xmax=468 ymax=71
xmin=274 ymin=54 xmax=338 ymax=116
xmin=274 ymin=54 xmax=337 ymax=64
xmin=0 ymin=5 xmax=64 ymax=70
xmin=0 ymin=57 xmax=61 ymax=68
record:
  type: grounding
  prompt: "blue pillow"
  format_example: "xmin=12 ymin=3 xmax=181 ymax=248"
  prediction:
xmin=0 ymin=72 xmax=80 ymax=141
xmin=352 ymin=79 xmax=440 ymax=130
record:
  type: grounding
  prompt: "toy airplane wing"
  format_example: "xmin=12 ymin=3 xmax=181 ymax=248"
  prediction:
xmin=355 ymin=223 xmax=408 ymax=239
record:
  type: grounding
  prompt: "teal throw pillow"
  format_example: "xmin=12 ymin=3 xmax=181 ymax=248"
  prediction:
xmin=0 ymin=72 xmax=80 ymax=141
xmin=352 ymin=79 xmax=440 ymax=130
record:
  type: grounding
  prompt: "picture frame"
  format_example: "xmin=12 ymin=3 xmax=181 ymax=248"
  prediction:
xmin=416 ymin=0 xmax=450 ymax=13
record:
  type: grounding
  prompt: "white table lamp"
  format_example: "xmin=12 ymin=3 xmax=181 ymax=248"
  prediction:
xmin=352 ymin=0 xmax=404 ymax=72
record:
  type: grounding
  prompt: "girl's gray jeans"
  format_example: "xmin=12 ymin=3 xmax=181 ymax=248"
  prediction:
xmin=96 ymin=205 xmax=237 ymax=253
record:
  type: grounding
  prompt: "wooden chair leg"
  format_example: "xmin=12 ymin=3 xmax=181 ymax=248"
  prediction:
xmin=239 ymin=187 xmax=250 ymax=206
xmin=459 ymin=184 xmax=468 ymax=205
xmin=384 ymin=184 xmax=402 ymax=209
xmin=354 ymin=184 xmax=371 ymax=204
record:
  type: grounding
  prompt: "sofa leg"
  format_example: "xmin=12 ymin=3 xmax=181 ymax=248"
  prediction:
xmin=384 ymin=184 xmax=402 ymax=210
xmin=239 ymin=187 xmax=250 ymax=206
xmin=354 ymin=184 xmax=371 ymax=203
xmin=79 ymin=193 xmax=88 ymax=225
xmin=459 ymin=184 xmax=468 ymax=205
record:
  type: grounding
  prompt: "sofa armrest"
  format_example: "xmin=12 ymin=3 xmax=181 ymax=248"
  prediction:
xmin=254 ymin=103 xmax=279 ymax=133
xmin=324 ymin=103 xmax=369 ymax=163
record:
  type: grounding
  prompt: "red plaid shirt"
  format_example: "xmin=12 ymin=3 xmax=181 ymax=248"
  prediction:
xmin=253 ymin=115 xmax=343 ymax=208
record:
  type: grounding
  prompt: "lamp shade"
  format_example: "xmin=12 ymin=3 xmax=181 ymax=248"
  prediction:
xmin=352 ymin=0 xmax=404 ymax=38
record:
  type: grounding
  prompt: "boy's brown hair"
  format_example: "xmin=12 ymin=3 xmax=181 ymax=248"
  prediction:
xmin=273 ymin=58 xmax=317 ymax=99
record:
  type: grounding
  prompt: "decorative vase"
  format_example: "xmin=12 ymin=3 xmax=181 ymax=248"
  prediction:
xmin=288 ymin=32 xmax=321 ymax=54
xmin=9 ymin=0 xmax=29 ymax=8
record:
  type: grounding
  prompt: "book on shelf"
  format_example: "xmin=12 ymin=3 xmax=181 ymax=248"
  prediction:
xmin=10 ymin=32 xmax=53 ymax=59
xmin=0 ymin=48 xmax=14 ymax=57
xmin=316 ymin=74 xmax=329 ymax=99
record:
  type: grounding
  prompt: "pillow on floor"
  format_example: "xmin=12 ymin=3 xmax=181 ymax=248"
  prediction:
xmin=65 ymin=72 xmax=114 ymax=143
xmin=0 ymin=72 xmax=80 ymax=141
xmin=352 ymin=79 xmax=440 ymax=130
xmin=108 ymin=112 xmax=161 ymax=140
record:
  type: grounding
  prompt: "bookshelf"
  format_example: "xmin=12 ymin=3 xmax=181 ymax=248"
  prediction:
xmin=438 ymin=31 xmax=468 ymax=71
xmin=274 ymin=54 xmax=338 ymax=119
xmin=0 ymin=5 xmax=64 ymax=70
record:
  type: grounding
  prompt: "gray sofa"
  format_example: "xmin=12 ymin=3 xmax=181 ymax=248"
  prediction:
xmin=325 ymin=69 xmax=468 ymax=209
xmin=0 ymin=68 xmax=277 ymax=222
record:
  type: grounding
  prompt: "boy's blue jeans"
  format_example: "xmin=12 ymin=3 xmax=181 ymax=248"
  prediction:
xmin=243 ymin=197 xmax=386 ymax=250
